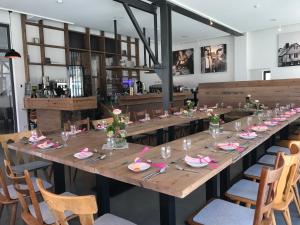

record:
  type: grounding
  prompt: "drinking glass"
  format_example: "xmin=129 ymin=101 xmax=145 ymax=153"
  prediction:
xmin=210 ymin=127 xmax=219 ymax=145
xmin=70 ymin=125 xmax=76 ymax=135
xmin=145 ymin=113 xmax=150 ymax=121
xmin=164 ymin=110 xmax=169 ymax=117
xmin=234 ymin=121 xmax=241 ymax=135
xmin=238 ymin=102 xmax=242 ymax=109
xmin=161 ymin=146 xmax=171 ymax=162
xmin=182 ymin=139 xmax=188 ymax=155
xmin=61 ymin=132 xmax=69 ymax=147
xmin=221 ymin=102 xmax=224 ymax=108
xmin=257 ymin=113 xmax=263 ymax=124
xmin=291 ymin=103 xmax=295 ymax=109
xmin=204 ymin=105 xmax=208 ymax=111
xmin=247 ymin=116 xmax=253 ymax=131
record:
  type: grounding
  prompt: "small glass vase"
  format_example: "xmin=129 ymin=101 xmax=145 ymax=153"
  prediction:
xmin=111 ymin=137 xmax=127 ymax=148
xmin=187 ymin=109 xmax=193 ymax=117
xmin=209 ymin=122 xmax=220 ymax=134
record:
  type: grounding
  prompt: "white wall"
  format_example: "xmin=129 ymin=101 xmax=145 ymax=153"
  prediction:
xmin=0 ymin=10 xmax=28 ymax=131
xmin=247 ymin=24 xmax=300 ymax=80
xmin=141 ymin=35 xmax=234 ymax=89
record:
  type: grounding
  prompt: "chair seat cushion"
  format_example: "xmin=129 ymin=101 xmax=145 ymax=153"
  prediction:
xmin=94 ymin=213 xmax=137 ymax=225
xmin=193 ymin=199 xmax=254 ymax=225
xmin=12 ymin=160 xmax=52 ymax=174
xmin=226 ymin=179 xmax=259 ymax=202
xmin=29 ymin=192 xmax=75 ymax=224
xmin=244 ymin=164 xmax=272 ymax=179
xmin=266 ymin=146 xmax=290 ymax=155
xmin=0 ymin=177 xmax=52 ymax=200
xmin=257 ymin=155 xmax=276 ymax=166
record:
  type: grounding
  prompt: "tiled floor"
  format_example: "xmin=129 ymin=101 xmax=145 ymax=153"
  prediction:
xmin=1 ymin=163 xmax=299 ymax=225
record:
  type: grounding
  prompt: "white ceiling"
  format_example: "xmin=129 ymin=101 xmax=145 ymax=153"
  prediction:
xmin=1 ymin=0 xmax=300 ymax=44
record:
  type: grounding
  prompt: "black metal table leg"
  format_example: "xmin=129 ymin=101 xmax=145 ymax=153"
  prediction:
xmin=157 ymin=128 xmax=164 ymax=145
xmin=243 ymin=154 xmax=251 ymax=171
xmin=96 ymin=175 xmax=111 ymax=216
xmin=53 ymin=162 xmax=65 ymax=194
xmin=168 ymin=126 xmax=175 ymax=142
xmin=220 ymin=168 xmax=230 ymax=198
xmin=189 ymin=121 xmax=196 ymax=134
xmin=197 ymin=119 xmax=204 ymax=132
xmin=250 ymin=148 xmax=258 ymax=165
xmin=159 ymin=193 xmax=176 ymax=225
xmin=206 ymin=176 xmax=218 ymax=201
xmin=280 ymin=125 xmax=289 ymax=140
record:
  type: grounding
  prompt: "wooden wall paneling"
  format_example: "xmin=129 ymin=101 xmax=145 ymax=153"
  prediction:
xmin=64 ymin=23 xmax=70 ymax=66
xmin=38 ymin=20 xmax=45 ymax=77
xmin=197 ymin=79 xmax=300 ymax=107
xmin=21 ymin=14 xmax=30 ymax=82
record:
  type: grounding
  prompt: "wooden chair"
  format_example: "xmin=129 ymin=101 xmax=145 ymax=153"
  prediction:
xmin=226 ymin=146 xmax=300 ymax=225
xmin=133 ymin=110 xmax=147 ymax=121
xmin=186 ymin=154 xmax=284 ymax=225
xmin=64 ymin=117 xmax=90 ymax=131
xmin=4 ymin=163 xmax=75 ymax=225
xmin=0 ymin=131 xmax=52 ymax=179
xmin=91 ymin=117 xmax=113 ymax=129
xmin=2 ymin=160 xmax=53 ymax=225
xmin=0 ymin=168 xmax=19 ymax=225
xmin=36 ymin=178 xmax=137 ymax=225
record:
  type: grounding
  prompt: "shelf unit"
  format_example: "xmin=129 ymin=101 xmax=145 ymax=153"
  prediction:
xmin=21 ymin=14 xmax=145 ymax=99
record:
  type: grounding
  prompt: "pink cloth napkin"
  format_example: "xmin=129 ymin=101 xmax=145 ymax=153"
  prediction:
xmin=77 ymin=147 xmax=91 ymax=157
xmin=185 ymin=155 xmax=218 ymax=169
xmin=239 ymin=132 xmax=257 ymax=137
xmin=134 ymin=147 xmax=167 ymax=169
xmin=264 ymin=121 xmax=278 ymax=126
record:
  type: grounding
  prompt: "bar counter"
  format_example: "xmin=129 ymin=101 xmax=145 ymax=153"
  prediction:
xmin=24 ymin=97 xmax=97 ymax=133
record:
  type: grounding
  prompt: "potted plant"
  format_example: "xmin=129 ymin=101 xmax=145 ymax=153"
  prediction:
xmin=106 ymin=109 xmax=127 ymax=148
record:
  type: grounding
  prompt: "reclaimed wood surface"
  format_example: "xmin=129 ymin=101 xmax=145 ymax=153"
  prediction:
xmin=197 ymin=79 xmax=300 ymax=107
xmin=24 ymin=97 xmax=97 ymax=111
xmin=9 ymin=111 xmax=300 ymax=198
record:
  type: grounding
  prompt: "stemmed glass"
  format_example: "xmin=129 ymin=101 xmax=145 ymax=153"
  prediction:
xmin=257 ymin=113 xmax=263 ymax=125
xmin=161 ymin=146 xmax=171 ymax=162
xmin=238 ymin=102 xmax=242 ymax=109
xmin=234 ymin=121 xmax=241 ymax=136
xmin=182 ymin=138 xmax=192 ymax=156
xmin=61 ymin=131 xmax=69 ymax=147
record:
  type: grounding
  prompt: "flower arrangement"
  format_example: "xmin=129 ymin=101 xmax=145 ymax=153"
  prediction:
xmin=207 ymin=110 xmax=220 ymax=124
xmin=186 ymin=100 xmax=195 ymax=111
xmin=106 ymin=109 xmax=127 ymax=139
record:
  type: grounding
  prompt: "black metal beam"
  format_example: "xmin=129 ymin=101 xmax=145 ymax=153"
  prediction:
xmin=143 ymin=27 xmax=147 ymax=66
xmin=168 ymin=2 xmax=243 ymax=36
xmin=114 ymin=0 xmax=156 ymax=14
xmin=153 ymin=11 xmax=158 ymax=60
xmin=122 ymin=2 xmax=159 ymax=65
xmin=158 ymin=0 xmax=173 ymax=110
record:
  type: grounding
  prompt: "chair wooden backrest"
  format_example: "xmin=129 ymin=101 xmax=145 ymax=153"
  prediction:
xmin=134 ymin=110 xmax=147 ymax=121
xmin=253 ymin=153 xmax=284 ymax=225
xmin=64 ymin=118 xmax=90 ymax=131
xmin=37 ymin=178 xmax=97 ymax=225
xmin=273 ymin=144 xmax=300 ymax=205
xmin=0 ymin=130 xmax=33 ymax=166
xmin=91 ymin=117 xmax=113 ymax=129
xmin=0 ymin=168 xmax=14 ymax=203
xmin=152 ymin=109 xmax=163 ymax=118
xmin=4 ymin=160 xmax=44 ymax=225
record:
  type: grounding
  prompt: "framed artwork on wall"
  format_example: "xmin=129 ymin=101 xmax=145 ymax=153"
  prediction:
xmin=200 ymin=44 xmax=227 ymax=73
xmin=172 ymin=48 xmax=194 ymax=76
xmin=278 ymin=31 xmax=300 ymax=67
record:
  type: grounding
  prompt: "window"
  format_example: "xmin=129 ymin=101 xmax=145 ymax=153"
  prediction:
xmin=0 ymin=24 xmax=17 ymax=133
xmin=294 ymin=53 xmax=298 ymax=58
xmin=263 ymin=71 xmax=271 ymax=80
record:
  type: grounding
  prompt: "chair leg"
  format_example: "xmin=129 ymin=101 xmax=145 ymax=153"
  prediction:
xmin=292 ymin=186 xmax=300 ymax=216
xmin=282 ymin=209 xmax=292 ymax=225
xmin=9 ymin=203 xmax=17 ymax=225
xmin=73 ymin=168 xmax=78 ymax=182
xmin=271 ymin=211 xmax=277 ymax=225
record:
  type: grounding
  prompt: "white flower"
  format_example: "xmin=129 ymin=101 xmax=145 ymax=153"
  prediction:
xmin=207 ymin=109 xmax=213 ymax=113
xmin=113 ymin=109 xmax=122 ymax=115
xmin=254 ymin=100 xmax=259 ymax=103
xmin=247 ymin=94 xmax=251 ymax=97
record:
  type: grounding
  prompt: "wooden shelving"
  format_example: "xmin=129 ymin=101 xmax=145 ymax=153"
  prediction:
xmin=106 ymin=66 xmax=154 ymax=72
xmin=28 ymin=62 xmax=67 ymax=67
xmin=27 ymin=42 xmax=66 ymax=49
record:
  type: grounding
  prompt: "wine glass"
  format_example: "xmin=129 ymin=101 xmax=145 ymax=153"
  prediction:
xmin=221 ymin=102 xmax=224 ymax=108
xmin=61 ymin=132 xmax=69 ymax=147
xmin=257 ymin=113 xmax=263 ymax=124
xmin=234 ymin=121 xmax=241 ymax=136
xmin=161 ymin=146 xmax=171 ymax=162
xmin=238 ymin=102 xmax=242 ymax=109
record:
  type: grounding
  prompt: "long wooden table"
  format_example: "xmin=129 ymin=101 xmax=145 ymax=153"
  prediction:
xmin=8 ymin=110 xmax=299 ymax=225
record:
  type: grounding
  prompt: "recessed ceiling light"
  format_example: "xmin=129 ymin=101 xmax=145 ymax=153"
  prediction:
xmin=56 ymin=0 xmax=63 ymax=4
xmin=210 ymin=20 xmax=214 ymax=26
xmin=253 ymin=4 xmax=260 ymax=8
xmin=278 ymin=26 xmax=282 ymax=32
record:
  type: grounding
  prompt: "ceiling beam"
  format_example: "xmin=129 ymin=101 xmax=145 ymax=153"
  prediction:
xmin=114 ymin=0 xmax=157 ymax=14
xmin=148 ymin=0 xmax=243 ymax=36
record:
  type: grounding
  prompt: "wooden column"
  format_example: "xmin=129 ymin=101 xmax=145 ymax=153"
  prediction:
xmin=38 ymin=20 xmax=45 ymax=77
xmin=21 ymin=14 xmax=30 ymax=82
xmin=64 ymin=23 xmax=70 ymax=66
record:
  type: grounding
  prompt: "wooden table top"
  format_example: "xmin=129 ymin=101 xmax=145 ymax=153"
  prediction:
xmin=9 ymin=110 xmax=299 ymax=199
xmin=125 ymin=108 xmax=232 ymax=136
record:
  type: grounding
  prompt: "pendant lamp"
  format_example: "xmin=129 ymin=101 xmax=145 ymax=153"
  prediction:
xmin=5 ymin=11 xmax=21 ymax=59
